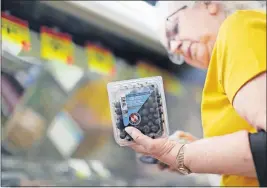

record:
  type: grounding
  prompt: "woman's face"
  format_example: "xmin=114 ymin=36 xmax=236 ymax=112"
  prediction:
xmin=161 ymin=1 xmax=226 ymax=69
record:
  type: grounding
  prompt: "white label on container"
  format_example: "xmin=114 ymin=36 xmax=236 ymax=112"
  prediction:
xmin=47 ymin=112 xmax=84 ymax=158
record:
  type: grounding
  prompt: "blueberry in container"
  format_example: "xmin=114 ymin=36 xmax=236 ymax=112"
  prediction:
xmin=107 ymin=76 xmax=169 ymax=146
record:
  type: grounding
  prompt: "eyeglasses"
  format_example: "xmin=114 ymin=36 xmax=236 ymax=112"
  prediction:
xmin=165 ymin=5 xmax=187 ymax=49
xmin=165 ymin=2 xmax=195 ymax=65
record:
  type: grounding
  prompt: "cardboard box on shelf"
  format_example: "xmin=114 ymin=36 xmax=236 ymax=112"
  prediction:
xmin=4 ymin=108 xmax=46 ymax=150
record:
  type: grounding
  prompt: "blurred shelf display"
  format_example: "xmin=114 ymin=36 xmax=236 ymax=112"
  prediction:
xmin=1 ymin=1 xmax=209 ymax=186
xmin=41 ymin=1 xmax=164 ymax=55
xmin=1 ymin=60 xmax=116 ymax=162
xmin=1 ymin=156 xmax=128 ymax=186
xmin=2 ymin=0 xmax=177 ymax=71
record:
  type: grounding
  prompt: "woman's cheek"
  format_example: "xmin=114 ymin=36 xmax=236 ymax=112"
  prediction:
xmin=184 ymin=57 xmax=208 ymax=69
xmin=190 ymin=43 xmax=198 ymax=60
xmin=196 ymin=43 xmax=210 ymax=66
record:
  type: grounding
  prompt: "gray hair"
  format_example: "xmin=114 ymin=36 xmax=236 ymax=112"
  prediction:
xmin=156 ymin=1 xmax=266 ymax=18
xmin=220 ymin=1 xmax=266 ymax=16
xmin=155 ymin=1 xmax=266 ymax=64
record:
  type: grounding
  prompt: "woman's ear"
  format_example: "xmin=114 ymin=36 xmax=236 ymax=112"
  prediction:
xmin=207 ymin=2 xmax=219 ymax=15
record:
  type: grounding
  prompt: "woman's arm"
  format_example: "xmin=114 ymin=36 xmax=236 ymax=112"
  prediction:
xmin=233 ymin=72 xmax=266 ymax=131
xmin=126 ymin=127 xmax=266 ymax=179
xmin=184 ymin=130 xmax=256 ymax=177
xmin=184 ymin=72 xmax=267 ymax=177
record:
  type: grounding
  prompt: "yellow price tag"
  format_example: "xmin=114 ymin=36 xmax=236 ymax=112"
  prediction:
xmin=1 ymin=12 xmax=31 ymax=51
xmin=86 ymin=44 xmax=115 ymax=75
xmin=40 ymin=27 xmax=74 ymax=65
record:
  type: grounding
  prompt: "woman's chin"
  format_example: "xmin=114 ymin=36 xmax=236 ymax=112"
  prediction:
xmin=184 ymin=57 xmax=209 ymax=70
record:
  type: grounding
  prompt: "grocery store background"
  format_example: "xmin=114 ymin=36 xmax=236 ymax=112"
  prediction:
xmin=1 ymin=1 xmax=215 ymax=186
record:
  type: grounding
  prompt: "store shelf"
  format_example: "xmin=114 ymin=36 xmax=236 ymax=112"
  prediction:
xmin=2 ymin=0 xmax=177 ymax=71
xmin=40 ymin=1 xmax=165 ymax=55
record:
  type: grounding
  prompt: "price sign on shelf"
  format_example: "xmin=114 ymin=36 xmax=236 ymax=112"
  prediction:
xmin=86 ymin=44 xmax=115 ymax=75
xmin=40 ymin=26 xmax=74 ymax=65
xmin=1 ymin=12 xmax=31 ymax=51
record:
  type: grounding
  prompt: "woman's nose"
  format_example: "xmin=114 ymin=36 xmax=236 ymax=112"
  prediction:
xmin=170 ymin=40 xmax=182 ymax=53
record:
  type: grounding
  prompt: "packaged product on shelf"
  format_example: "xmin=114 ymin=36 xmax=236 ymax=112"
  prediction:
xmin=3 ymin=107 xmax=46 ymax=150
xmin=107 ymin=76 xmax=169 ymax=146
xmin=2 ymin=60 xmax=114 ymax=161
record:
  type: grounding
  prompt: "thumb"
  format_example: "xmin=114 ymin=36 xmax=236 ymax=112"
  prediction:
xmin=125 ymin=127 xmax=152 ymax=147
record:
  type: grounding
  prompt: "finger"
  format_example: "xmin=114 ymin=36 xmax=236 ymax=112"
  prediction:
xmin=125 ymin=127 xmax=153 ymax=148
xmin=131 ymin=144 xmax=148 ymax=155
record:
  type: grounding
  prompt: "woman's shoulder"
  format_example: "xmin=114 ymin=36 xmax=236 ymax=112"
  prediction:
xmin=218 ymin=10 xmax=266 ymax=42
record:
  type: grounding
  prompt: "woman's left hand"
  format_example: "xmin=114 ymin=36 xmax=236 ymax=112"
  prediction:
xmin=125 ymin=126 xmax=183 ymax=169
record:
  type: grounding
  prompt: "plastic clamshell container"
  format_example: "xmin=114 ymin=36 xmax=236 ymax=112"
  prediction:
xmin=107 ymin=76 xmax=169 ymax=146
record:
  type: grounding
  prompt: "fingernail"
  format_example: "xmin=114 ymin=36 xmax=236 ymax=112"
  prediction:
xmin=125 ymin=127 xmax=134 ymax=135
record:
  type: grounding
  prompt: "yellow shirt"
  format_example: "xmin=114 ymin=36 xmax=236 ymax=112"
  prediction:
xmin=201 ymin=10 xmax=266 ymax=187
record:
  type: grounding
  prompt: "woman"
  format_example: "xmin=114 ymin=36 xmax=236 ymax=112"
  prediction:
xmin=125 ymin=1 xmax=266 ymax=187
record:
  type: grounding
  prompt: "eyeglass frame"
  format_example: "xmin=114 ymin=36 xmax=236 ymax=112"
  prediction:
xmin=164 ymin=5 xmax=188 ymax=65
xmin=164 ymin=2 xmax=204 ymax=65
xmin=165 ymin=1 xmax=210 ymax=51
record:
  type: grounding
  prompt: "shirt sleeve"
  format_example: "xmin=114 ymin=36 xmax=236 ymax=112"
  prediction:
xmin=249 ymin=131 xmax=267 ymax=187
xmin=218 ymin=11 xmax=266 ymax=104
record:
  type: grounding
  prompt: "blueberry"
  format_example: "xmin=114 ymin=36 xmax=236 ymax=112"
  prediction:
xmin=144 ymin=103 xmax=149 ymax=108
xmin=152 ymin=103 xmax=158 ymax=109
xmin=139 ymin=127 xmax=145 ymax=134
xmin=148 ymin=98 xmax=154 ymax=105
xmin=116 ymin=117 xmax=122 ymax=123
xmin=149 ymin=108 xmax=155 ymax=113
xmin=151 ymin=125 xmax=159 ymax=133
xmin=148 ymin=133 xmax=157 ymax=139
xmin=116 ymin=120 xmax=124 ymax=130
xmin=157 ymin=130 xmax=163 ymax=136
xmin=115 ymin=108 xmax=122 ymax=115
xmin=135 ymin=125 xmax=141 ymax=130
xmin=148 ymin=121 xmax=153 ymax=127
xmin=141 ymin=109 xmax=149 ymax=116
xmin=150 ymin=91 xmax=156 ymax=97
xmin=154 ymin=118 xmax=161 ymax=125
xmin=115 ymin=102 xmax=121 ymax=108
xmin=143 ymin=125 xmax=150 ymax=134
xmin=154 ymin=113 xmax=159 ymax=118
xmin=125 ymin=135 xmax=133 ymax=141
xmin=142 ymin=116 xmax=149 ymax=124
xmin=120 ymin=130 xmax=127 ymax=139
xmin=117 ymin=115 xmax=122 ymax=120
xmin=148 ymin=114 xmax=153 ymax=120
